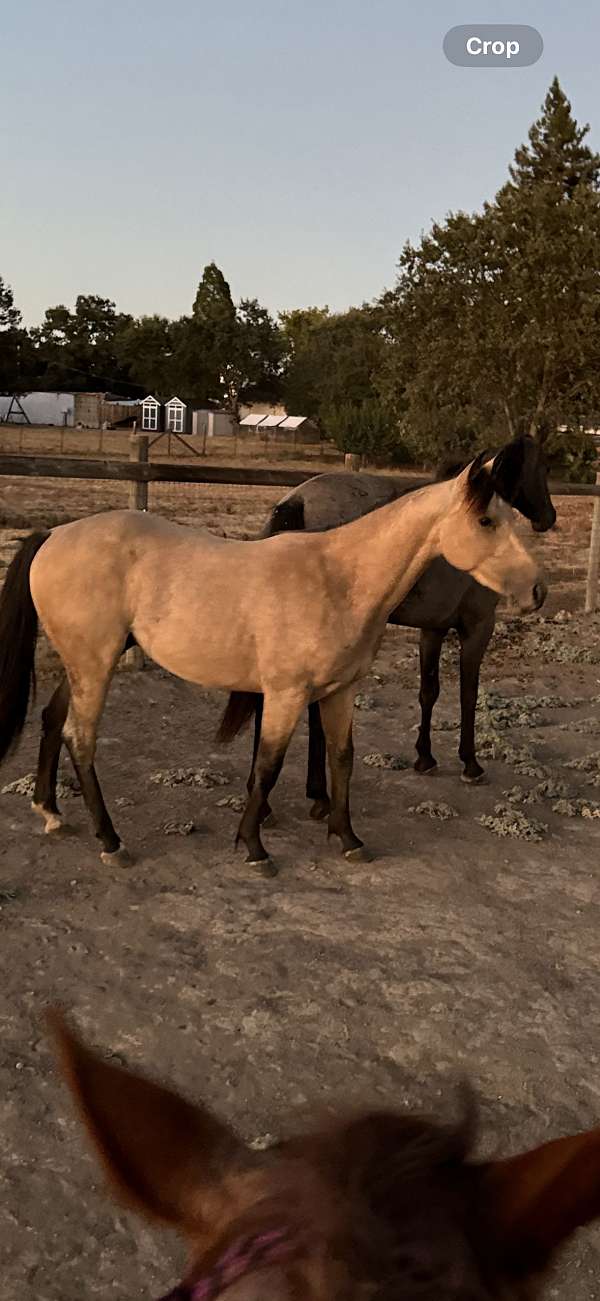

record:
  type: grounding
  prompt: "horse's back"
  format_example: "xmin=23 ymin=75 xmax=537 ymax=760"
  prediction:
xmin=268 ymin=473 xmax=399 ymax=534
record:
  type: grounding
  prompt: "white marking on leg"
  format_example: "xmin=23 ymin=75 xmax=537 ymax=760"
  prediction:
xmin=31 ymin=801 xmax=63 ymax=833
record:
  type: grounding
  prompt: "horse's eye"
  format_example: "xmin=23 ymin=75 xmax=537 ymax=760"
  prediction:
xmin=479 ymin=515 xmax=495 ymax=529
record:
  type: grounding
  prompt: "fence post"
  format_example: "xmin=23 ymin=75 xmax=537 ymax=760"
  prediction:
xmin=124 ymin=424 xmax=147 ymax=670
xmin=129 ymin=427 xmax=148 ymax=511
xmin=585 ymin=468 xmax=600 ymax=613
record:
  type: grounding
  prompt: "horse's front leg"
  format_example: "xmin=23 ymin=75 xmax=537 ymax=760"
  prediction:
xmin=236 ymin=688 xmax=306 ymax=877
xmin=319 ymin=685 xmax=368 ymax=861
xmin=306 ymin=701 xmax=330 ymax=821
xmin=414 ymin=629 xmax=445 ymax=774
xmin=458 ymin=617 xmax=495 ymax=784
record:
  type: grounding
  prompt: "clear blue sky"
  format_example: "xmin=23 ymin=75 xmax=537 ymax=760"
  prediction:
xmin=2 ymin=0 xmax=599 ymax=326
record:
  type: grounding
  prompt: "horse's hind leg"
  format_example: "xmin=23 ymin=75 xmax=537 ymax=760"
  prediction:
xmin=245 ymin=696 xmax=273 ymax=827
xmin=306 ymin=702 xmax=330 ymax=821
xmin=62 ymin=671 xmax=128 ymax=866
xmin=414 ymin=629 xmax=445 ymax=775
xmin=319 ymin=686 xmax=366 ymax=861
xmin=32 ymin=675 xmax=70 ymax=833
xmin=236 ymin=689 xmax=305 ymax=876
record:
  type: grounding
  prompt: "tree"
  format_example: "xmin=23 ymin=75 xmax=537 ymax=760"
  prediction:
xmin=281 ymin=305 xmax=388 ymax=428
xmin=0 ymin=276 xmax=34 ymax=392
xmin=192 ymin=263 xmax=284 ymax=418
xmin=31 ymin=295 xmax=133 ymax=392
xmin=323 ymin=396 xmax=404 ymax=461
xmin=379 ymin=79 xmax=600 ymax=473
xmin=0 ymin=277 xmax=21 ymax=331
xmin=115 ymin=315 xmax=175 ymax=395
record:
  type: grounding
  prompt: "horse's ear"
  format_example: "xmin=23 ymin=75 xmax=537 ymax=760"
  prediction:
xmin=485 ymin=1125 xmax=600 ymax=1273
xmin=48 ymin=1010 xmax=249 ymax=1231
xmin=489 ymin=438 xmax=527 ymax=504
xmin=455 ymin=452 xmax=494 ymax=514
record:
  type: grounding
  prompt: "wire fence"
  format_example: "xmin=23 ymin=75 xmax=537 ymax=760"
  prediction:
xmin=0 ymin=422 xmax=345 ymax=470
xmin=0 ymin=436 xmax=599 ymax=613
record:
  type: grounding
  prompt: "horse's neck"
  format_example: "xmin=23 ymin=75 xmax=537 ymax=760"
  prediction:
xmin=328 ymin=479 xmax=453 ymax=621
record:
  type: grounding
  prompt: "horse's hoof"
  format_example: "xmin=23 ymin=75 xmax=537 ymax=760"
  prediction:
xmin=262 ymin=812 xmax=277 ymax=829
xmin=309 ymin=799 xmax=330 ymax=821
xmin=247 ymin=856 xmax=279 ymax=879
xmin=100 ymin=846 xmax=132 ymax=867
xmin=32 ymin=802 xmax=64 ymax=834
xmin=461 ymin=771 xmax=487 ymax=786
xmin=344 ymin=844 xmax=372 ymax=863
xmin=414 ymin=761 xmax=438 ymax=777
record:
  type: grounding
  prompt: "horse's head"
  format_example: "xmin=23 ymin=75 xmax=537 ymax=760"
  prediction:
xmin=51 ymin=1012 xmax=600 ymax=1301
xmin=435 ymin=435 xmax=556 ymax=534
xmin=437 ymin=444 xmax=547 ymax=613
xmin=501 ymin=435 xmax=556 ymax=533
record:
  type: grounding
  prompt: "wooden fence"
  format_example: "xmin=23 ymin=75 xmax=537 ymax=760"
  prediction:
xmin=1 ymin=434 xmax=600 ymax=612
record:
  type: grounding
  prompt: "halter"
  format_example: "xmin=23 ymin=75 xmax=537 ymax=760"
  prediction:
xmin=158 ymin=1226 xmax=294 ymax=1300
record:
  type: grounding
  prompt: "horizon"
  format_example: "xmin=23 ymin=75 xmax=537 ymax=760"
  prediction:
xmin=2 ymin=0 xmax=599 ymax=327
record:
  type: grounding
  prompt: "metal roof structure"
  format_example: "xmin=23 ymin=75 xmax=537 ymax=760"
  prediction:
xmin=259 ymin=414 xmax=286 ymax=428
xmin=239 ymin=413 xmax=313 ymax=430
xmin=278 ymin=415 xmax=310 ymax=430
xmin=239 ymin=413 xmax=265 ymax=427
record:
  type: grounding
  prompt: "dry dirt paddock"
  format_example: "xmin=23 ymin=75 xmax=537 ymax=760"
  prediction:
xmin=1 ymin=471 xmax=600 ymax=1300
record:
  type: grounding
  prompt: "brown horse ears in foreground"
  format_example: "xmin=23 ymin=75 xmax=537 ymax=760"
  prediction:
xmin=49 ymin=1009 xmax=600 ymax=1277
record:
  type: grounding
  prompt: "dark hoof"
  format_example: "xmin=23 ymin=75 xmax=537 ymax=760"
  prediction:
xmin=414 ymin=759 xmax=438 ymax=776
xmin=262 ymin=811 xmax=277 ymax=829
xmin=461 ymin=770 xmax=487 ymax=786
xmin=344 ymin=844 xmax=372 ymax=863
xmin=246 ymin=856 xmax=279 ymax=878
xmin=309 ymin=798 xmax=331 ymax=821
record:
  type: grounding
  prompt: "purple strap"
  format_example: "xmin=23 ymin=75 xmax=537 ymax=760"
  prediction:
xmin=158 ymin=1226 xmax=292 ymax=1301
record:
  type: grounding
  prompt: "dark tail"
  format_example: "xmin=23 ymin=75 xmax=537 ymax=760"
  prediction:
xmin=216 ymin=691 xmax=260 ymax=743
xmin=263 ymin=495 xmax=306 ymax=537
xmin=0 ymin=531 xmax=49 ymax=764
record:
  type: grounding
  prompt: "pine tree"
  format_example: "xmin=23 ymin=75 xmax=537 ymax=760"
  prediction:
xmin=508 ymin=76 xmax=600 ymax=194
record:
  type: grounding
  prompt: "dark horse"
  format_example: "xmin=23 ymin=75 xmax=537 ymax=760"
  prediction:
xmin=218 ymin=435 xmax=555 ymax=820
xmin=52 ymin=1009 xmax=600 ymax=1300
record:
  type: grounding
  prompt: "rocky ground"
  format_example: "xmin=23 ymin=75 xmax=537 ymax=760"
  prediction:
xmin=1 ymin=487 xmax=600 ymax=1299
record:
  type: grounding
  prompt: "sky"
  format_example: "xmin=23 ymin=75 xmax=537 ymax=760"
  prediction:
xmin=2 ymin=0 xmax=600 ymax=326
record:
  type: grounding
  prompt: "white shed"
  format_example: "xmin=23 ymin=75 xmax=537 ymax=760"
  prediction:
xmin=0 ymin=391 xmax=75 ymax=426
xmin=140 ymin=394 xmax=161 ymax=432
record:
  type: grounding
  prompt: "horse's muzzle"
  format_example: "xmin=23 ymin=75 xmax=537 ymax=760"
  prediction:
xmin=532 ymin=508 xmax=557 ymax=533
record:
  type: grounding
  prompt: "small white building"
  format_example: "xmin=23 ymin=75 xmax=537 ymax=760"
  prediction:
xmin=140 ymin=394 xmax=161 ymax=432
xmin=0 ymin=391 xmax=75 ymax=426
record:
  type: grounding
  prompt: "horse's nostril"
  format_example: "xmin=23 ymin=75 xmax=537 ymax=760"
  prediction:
xmin=533 ymin=581 xmax=547 ymax=609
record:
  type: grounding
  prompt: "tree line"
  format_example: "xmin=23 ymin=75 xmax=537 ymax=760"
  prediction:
xmin=2 ymin=78 xmax=600 ymax=478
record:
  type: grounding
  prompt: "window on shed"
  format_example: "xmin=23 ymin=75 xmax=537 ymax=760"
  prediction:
xmin=167 ymin=404 xmax=184 ymax=433
xmin=142 ymin=402 xmax=158 ymax=431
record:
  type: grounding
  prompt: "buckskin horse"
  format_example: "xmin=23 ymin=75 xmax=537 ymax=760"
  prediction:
xmin=0 ymin=444 xmax=545 ymax=875
xmin=51 ymin=1010 xmax=600 ymax=1301
xmin=218 ymin=435 xmax=554 ymax=822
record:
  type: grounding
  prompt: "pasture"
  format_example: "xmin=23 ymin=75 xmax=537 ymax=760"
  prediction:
xmin=1 ymin=458 xmax=600 ymax=1298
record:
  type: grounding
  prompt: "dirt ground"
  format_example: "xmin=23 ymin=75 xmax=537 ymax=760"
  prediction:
xmin=1 ymin=474 xmax=600 ymax=1299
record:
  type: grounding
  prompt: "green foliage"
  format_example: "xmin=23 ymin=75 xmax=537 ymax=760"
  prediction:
xmin=282 ymin=305 xmax=386 ymax=426
xmin=544 ymin=427 xmax=598 ymax=483
xmin=379 ymin=79 xmax=600 ymax=477
xmin=192 ymin=264 xmax=283 ymax=417
xmin=323 ymin=397 xmax=407 ymax=461
xmin=0 ymin=277 xmax=21 ymax=331
xmin=30 ymin=295 xmax=133 ymax=392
